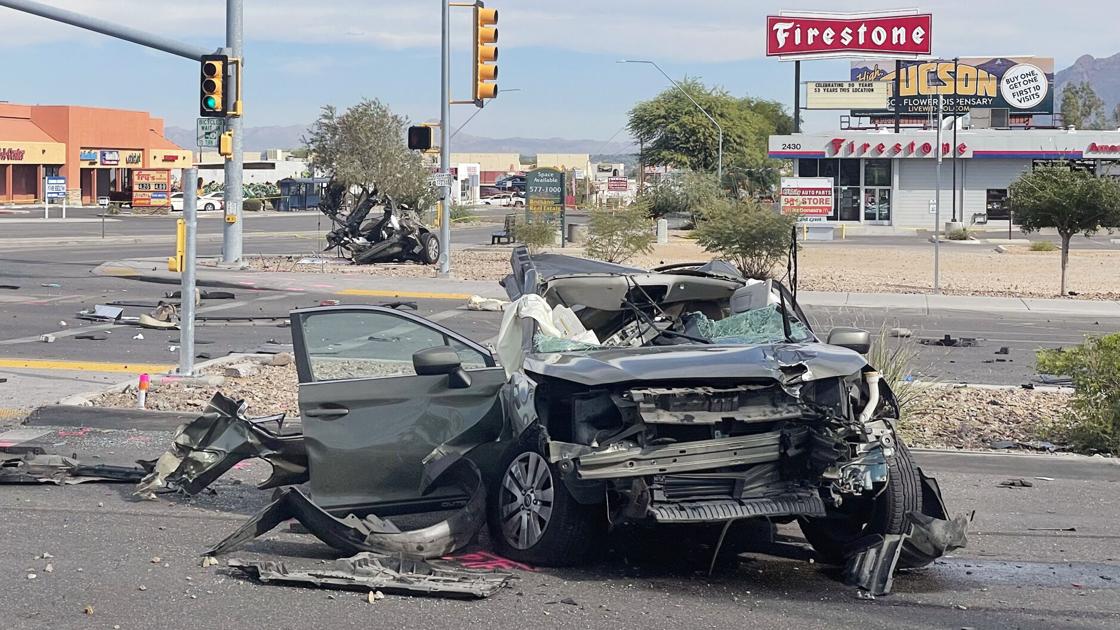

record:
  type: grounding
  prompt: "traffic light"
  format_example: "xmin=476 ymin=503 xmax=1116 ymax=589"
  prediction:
xmin=200 ymin=54 xmax=227 ymax=117
xmin=407 ymin=125 xmax=434 ymax=151
xmin=473 ymin=2 xmax=498 ymax=105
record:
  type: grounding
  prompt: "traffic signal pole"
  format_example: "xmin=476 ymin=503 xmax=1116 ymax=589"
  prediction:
xmin=438 ymin=0 xmax=452 ymax=276
xmin=222 ymin=0 xmax=245 ymax=264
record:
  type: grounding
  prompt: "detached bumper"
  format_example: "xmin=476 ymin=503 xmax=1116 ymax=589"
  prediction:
xmin=650 ymin=494 xmax=825 ymax=523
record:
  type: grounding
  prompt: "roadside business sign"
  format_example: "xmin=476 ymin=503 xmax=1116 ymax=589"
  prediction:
xmin=805 ymin=81 xmax=890 ymax=110
xmin=766 ymin=11 xmax=932 ymax=60
xmin=132 ymin=169 xmax=171 ymax=207
xmin=526 ymin=167 xmax=565 ymax=213
xmin=780 ymin=177 xmax=833 ymax=221
xmin=427 ymin=172 xmax=454 ymax=188
xmin=99 ymin=150 xmax=120 ymax=166
xmin=850 ymin=56 xmax=1055 ymax=116
xmin=45 ymin=176 xmax=67 ymax=200
xmin=196 ymin=118 xmax=226 ymax=149
xmin=607 ymin=176 xmax=628 ymax=192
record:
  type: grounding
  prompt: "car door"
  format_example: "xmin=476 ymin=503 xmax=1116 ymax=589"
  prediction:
xmin=290 ymin=305 xmax=506 ymax=516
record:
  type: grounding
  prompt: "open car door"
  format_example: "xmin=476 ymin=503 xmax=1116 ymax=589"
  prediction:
xmin=290 ymin=305 xmax=505 ymax=516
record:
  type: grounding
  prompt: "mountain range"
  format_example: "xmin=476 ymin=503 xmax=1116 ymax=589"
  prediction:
xmin=1055 ymin=52 xmax=1120 ymax=115
xmin=163 ymin=124 xmax=637 ymax=156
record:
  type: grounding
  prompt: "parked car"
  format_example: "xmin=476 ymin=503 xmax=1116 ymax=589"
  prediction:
xmin=495 ymin=175 xmax=526 ymax=192
xmin=170 ymin=192 xmax=223 ymax=212
xmin=145 ymin=248 xmax=966 ymax=594
xmin=481 ymin=192 xmax=525 ymax=207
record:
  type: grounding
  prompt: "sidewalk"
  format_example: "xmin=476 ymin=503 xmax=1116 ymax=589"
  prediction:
xmin=95 ymin=257 xmax=1120 ymax=315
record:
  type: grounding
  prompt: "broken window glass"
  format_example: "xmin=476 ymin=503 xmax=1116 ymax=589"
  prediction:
xmin=689 ymin=306 xmax=811 ymax=345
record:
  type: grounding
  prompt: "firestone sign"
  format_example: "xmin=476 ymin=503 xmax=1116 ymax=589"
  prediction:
xmin=766 ymin=11 xmax=932 ymax=59
xmin=828 ymin=137 xmax=969 ymax=158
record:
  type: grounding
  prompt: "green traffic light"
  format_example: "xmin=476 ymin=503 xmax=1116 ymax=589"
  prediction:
xmin=204 ymin=96 xmax=217 ymax=110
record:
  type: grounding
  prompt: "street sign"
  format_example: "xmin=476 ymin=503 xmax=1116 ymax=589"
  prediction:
xmin=780 ymin=177 xmax=833 ymax=218
xmin=526 ymin=168 xmax=564 ymax=213
xmin=428 ymin=172 xmax=454 ymax=188
xmin=607 ymin=177 xmax=628 ymax=192
xmin=196 ymin=118 xmax=226 ymax=149
xmin=45 ymin=176 xmax=67 ymax=200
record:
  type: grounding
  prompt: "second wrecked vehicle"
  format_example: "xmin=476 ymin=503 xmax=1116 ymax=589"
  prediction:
xmin=145 ymin=247 xmax=966 ymax=593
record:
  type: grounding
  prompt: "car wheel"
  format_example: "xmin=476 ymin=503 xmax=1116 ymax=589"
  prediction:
xmin=488 ymin=444 xmax=603 ymax=566
xmin=798 ymin=442 xmax=922 ymax=566
xmin=419 ymin=232 xmax=440 ymax=265
xmin=203 ymin=202 xmax=216 ymax=211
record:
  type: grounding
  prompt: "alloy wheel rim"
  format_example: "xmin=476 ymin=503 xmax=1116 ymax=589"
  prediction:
xmin=499 ymin=451 xmax=554 ymax=549
xmin=427 ymin=237 xmax=440 ymax=260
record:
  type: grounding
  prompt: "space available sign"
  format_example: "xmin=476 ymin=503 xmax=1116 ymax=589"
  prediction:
xmin=766 ymin=11 xmax=932 ymax=59
xmin=850 ymin=56 xmax=1055 ymax=116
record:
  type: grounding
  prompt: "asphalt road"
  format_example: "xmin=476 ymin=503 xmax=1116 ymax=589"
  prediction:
xmin=0 ymin=428 xmax=1116 ymax=630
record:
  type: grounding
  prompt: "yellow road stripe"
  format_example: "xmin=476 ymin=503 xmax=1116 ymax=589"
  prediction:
xmin=99 ymin=267 xmax=140 ymax=277
xmin=337 ymin=288 xmax=473 ymax=300
xmin=0 ymin=358 xmax=173 ymax=374
xmin=0 ymin=408 xmax=26 ymax=420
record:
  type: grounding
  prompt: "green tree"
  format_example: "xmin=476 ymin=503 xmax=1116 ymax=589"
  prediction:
xmin=1060 ymin=82 xmax=1109 ymax=130
xmin=585 ymin=201 xmax=656 ymax=263
xmin=693 ymin=199 xmax=797 ymax=279
xmin=627 ymin=80 xmax=791 ymax=193
xmin=642 ymin=170 xmax=724 ymax=220
xmin=1037 ymin=333 xmax=1120 ymax=454
xmin=304 ymin=99 xmax=435 ymax=211
xmin=1009 ymin=166 xmax=1120 ymax=295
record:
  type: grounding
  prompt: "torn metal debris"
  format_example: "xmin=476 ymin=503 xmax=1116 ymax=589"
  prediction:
xmin=134 ymin=392 xmax=307 ymax=499
xmin=919 ymin=334 xmax=980 ymax=347
xmin=207 ymin=462 xmax=486 ymax=560
xmin=0 ymin=454 xmax=145 ymax=485
xmin=228 ymin=552 xmax=512 ymax=599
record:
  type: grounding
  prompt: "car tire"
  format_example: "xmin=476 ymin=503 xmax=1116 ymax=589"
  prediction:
xmin=798 ymin=442 xmax=922 ymax=566
xmin=203 ymin=202 xmax=216 ymax=211
xmin=418 ymin=232 xmax=440 ymax=265
xmin=487 ymin=441 xmax=603 ymax=567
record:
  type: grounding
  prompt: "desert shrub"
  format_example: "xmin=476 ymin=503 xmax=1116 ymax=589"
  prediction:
xmin=946 ymin=228 xmax=971 ymax=241
xmin=106 ymin=203 xmax=123 ymax=215
xmin=868 ymin=326 xmax=935 ymax=420
xmin=693 ymin=199 xmax=796 ymax=279
xmin=585 ymin=202 xmax=656 ymax=263
xmin=512 ymin=217 xmax=557 ymax=254
xmin=1036 ymin=333 xmax=1120 ymax=454
xmin=450 ymin=205 xmax=479 ymax=223
xmin=1029 ymin=240 xmax=1058 ymax=252
xmin=243 ymin=198 xmax=264 ymax=212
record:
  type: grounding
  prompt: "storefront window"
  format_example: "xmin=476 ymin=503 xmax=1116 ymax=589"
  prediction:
xmin=797 ymin=160 xmax=818 ymax=177
xmin=838 ymin=159 xmax=860 ymax=186
xmin=864 ymin=159 xmax=892 ymax=186
xmin=987 ymin=189 xmax=1009 ymax=220
xmin=837 ymin=187 xmax=861 ymax=221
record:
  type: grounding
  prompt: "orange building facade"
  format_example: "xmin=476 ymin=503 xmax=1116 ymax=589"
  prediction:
xmin=0 ymin=103 xmax=191 ymax=205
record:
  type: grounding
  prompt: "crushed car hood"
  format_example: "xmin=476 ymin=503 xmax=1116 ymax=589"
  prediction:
xmin=523 ymin=343 xmax=868 ymax=386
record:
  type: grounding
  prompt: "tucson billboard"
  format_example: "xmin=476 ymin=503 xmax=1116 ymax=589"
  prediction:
xmin=849 ymin=56 xmax=1055 ymax=116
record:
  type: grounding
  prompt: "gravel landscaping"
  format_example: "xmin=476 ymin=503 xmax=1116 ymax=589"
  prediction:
xmin=247 ymin=235 xmax=1120 ymax=300
xmin=88 ymin=361 xmax=1069 ymax=452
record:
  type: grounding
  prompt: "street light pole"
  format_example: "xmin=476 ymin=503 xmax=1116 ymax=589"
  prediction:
xmin=619 ymin=60 xmax=723 ymax=183
xmin=934 ymin=91 xmax=943 ymax=294
xmin=438 ymin=0 xmax=452 ymax=276
xmin=221 ymin=0 xmax=244 ymax=265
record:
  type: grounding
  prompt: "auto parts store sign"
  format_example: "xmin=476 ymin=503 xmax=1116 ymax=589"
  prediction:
xmin=781 ymin=177 xmax=833 ymax=221
xmin=766 ymin=12 xmax=932 ymax=59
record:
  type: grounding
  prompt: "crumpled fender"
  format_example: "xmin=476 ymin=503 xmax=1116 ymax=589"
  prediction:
xmin=207 ymin=461 xmax=487 ymax=560
xmin=134 ymin=392 xmax=308 ymax=499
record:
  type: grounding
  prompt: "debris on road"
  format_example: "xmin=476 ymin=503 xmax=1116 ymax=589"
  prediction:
xmin=999 ymin=478 xmax=1034 ymax=488
xmin=38 ymin=334 xmax=55 ymax=343
xmin=76 ymin=304 xmax=125 ymax=323
xmin=889 ymin=327 xmax=913 ymax=338
xmin=919 ymin=334 xmax=980 ymax=347
xmin=466 ymin=295 xmax=509 ymax=312
xmin=0 ymin=284 xmax=20 ymax=290
xmin=75 ymin=333 xmax=108 ymax=341
xmin=0 ymin=454 xmax=145 ymax=485
xmin=227 ymin=552 xmax=513 ymax=599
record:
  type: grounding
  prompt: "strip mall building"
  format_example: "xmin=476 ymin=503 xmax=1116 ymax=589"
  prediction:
xmin=0 ymin=103 xmax=191 ymax=205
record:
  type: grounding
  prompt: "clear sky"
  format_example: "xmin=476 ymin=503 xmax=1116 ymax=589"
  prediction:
xmin=0 ymin=0 xmax=1113 ymax=145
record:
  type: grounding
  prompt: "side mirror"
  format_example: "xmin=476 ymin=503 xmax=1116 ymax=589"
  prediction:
xmin=412 ymin=346 xmax=471 ymax=388
xmin=827 ymin=327 xmax=871 ymax=354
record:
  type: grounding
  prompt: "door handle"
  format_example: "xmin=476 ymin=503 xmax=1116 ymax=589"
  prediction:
xmin=304 ymin=406 xmax=349 ymax=419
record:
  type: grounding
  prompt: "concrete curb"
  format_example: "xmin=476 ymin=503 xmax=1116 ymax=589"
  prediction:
xmin=54 ymin=353 xmax=271 ymax=407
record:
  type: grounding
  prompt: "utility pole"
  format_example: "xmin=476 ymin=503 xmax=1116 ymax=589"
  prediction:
xmin=179 ymin=167 xmax=198 ymax=375
xmin=934 ymin=92 xmax=943 ymax=294
xmin=222 ymin=0 xmax=244 ymax=264
xmin=438 ymin=0 xmax=452 ymax=276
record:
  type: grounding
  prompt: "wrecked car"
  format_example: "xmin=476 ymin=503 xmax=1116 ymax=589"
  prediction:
xmin=318 ymin=181 xmax=440 ymax=265
xmin=144 ymin=247 xmax=965 ymax=591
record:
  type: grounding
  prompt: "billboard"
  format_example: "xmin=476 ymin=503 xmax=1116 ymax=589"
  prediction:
xmin=805 ymin=81 xmax=890 ymax=109
xmin=780 ymin=177 xmax=833 ymax=221
xmin=850 ymin=56 xmax=1055 ymax=116
xmin=766 ymin=11 xmax=932 ymax=60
